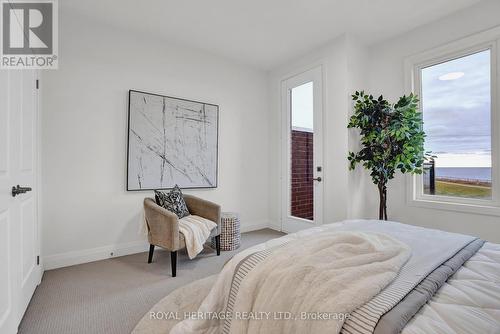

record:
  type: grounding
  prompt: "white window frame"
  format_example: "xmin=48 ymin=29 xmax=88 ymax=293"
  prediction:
xmin=405 ymin=27 xmax=500 ymax=216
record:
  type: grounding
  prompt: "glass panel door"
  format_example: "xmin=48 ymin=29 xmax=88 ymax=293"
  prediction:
xmin=281 ymin=66 xmax=323 ymax=233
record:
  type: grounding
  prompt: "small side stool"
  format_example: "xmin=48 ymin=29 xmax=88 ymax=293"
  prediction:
xmin=212 ymin=212 xmax=240 ymax=251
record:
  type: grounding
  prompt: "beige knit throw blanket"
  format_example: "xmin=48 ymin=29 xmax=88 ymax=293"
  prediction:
xmin=170 ymin=231 xmax=410 ymax=333
xmin=179 ymin=215 xmax=217 ymax=259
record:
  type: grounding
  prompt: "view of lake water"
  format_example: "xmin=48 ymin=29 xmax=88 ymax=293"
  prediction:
xmin=435 ymin=167 xmax=491 ymax=182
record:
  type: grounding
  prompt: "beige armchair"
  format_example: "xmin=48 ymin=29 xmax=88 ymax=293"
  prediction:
xmin=143 ymin=195 xmax=221 ymax=277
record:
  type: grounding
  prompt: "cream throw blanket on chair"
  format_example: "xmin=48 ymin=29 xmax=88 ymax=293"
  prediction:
xmin=171 ymin=231 xmax=411 ymax=333
xmin=179 ymin=215 xmax=217 ymax=259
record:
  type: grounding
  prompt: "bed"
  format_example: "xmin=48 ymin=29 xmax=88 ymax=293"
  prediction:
xmin=133 ymin=220 xmax=500 ymax=334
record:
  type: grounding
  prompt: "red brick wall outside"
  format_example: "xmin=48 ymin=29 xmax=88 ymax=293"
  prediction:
xmin=291 ymin=129 xmax=313 ymax=220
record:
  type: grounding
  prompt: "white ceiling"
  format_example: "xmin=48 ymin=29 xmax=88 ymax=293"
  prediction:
xmin=62 ymin=0 xmax=482 ymax=70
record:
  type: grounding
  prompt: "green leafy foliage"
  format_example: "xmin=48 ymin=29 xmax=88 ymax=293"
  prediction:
xmin=347 ymin=91 xmax=429 ymax=219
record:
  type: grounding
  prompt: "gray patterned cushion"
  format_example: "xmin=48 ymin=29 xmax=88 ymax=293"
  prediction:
xmin=154 ymin=185 xmax=190 ymax=219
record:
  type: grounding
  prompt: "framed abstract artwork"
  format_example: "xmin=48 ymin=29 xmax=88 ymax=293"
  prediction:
xmin=127 ymin=90 xmax=219 ymax=190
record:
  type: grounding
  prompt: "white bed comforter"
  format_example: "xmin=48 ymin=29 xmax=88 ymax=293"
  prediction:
xmin=133 ymin=221 xmax=500 ymax=334
xmin=402 ymin=241 xmax=500 ymax=334
xmin=171 ymin=231 xmax=410 ymax=334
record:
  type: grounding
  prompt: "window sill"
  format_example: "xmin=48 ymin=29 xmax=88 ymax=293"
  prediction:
xmin=407 ymin=196 xmax=500 ymax=217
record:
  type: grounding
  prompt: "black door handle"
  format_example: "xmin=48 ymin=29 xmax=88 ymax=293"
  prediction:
xmin=312 ymin=177 xmax=322 ymax=182
xmin=12 ymin=185 xmax=32 ymax=197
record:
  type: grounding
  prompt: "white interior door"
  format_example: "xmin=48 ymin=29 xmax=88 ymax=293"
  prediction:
xmin=0 ymin=69 xmax=42 ymax=334
xmin=18 ymin=70 xmax=41 ymax=320
xmin=281 ymin=66 xmax=324 ymax=233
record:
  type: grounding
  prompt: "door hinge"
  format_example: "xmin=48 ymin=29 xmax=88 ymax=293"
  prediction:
xmin=37 ymin=255 xmax=40 ymax=265
xmin=36 ymin=79 xmax=39 ymax=89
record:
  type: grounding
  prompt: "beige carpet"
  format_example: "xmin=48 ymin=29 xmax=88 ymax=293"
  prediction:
xmin=19 ymin=229 xmax=284 ymax=334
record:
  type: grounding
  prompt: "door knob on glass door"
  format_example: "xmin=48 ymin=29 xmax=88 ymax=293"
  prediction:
xmin=11 ymin=185 xmax=32 ymax=197
xmin=313 ymin=177 xmax=322 ymax=182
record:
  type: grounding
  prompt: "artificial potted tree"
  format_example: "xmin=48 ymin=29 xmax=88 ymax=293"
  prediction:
xmin=347 ymin=91 xmax=428 ymax=220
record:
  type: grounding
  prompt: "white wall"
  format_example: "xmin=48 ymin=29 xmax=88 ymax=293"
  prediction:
xmin=361 ymin=0 xmax=500 ymax=242
xmin=43 ymin=0 xmax=500 ymax=269
xmin=42 ymin=10 xmax=270 ymax=269
xmin=346 ymin=37 xmax=370 ymax=219
xmin=267 ymin=35 xmax=369 ymax=229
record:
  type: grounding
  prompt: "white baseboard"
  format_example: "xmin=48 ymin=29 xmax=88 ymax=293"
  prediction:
xmin=240 ymin=220 xmax=278 ymax=233
xmin=43 ymin=240 xmax=150 ymax=271
xmin=43 ymin=221 xmax=282 ymax=271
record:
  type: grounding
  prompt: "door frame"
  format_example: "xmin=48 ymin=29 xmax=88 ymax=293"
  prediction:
xmin=35 ymin=70 xmax=42 ymax=273
xmin=280 ymin=65 xmax=324 ymax=233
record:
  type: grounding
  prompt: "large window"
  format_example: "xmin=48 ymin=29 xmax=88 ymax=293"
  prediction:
xmin=421 ymin=50 xmax=492 ymax=200
xmin=407 ymin=28 xmax=500 ymax=214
